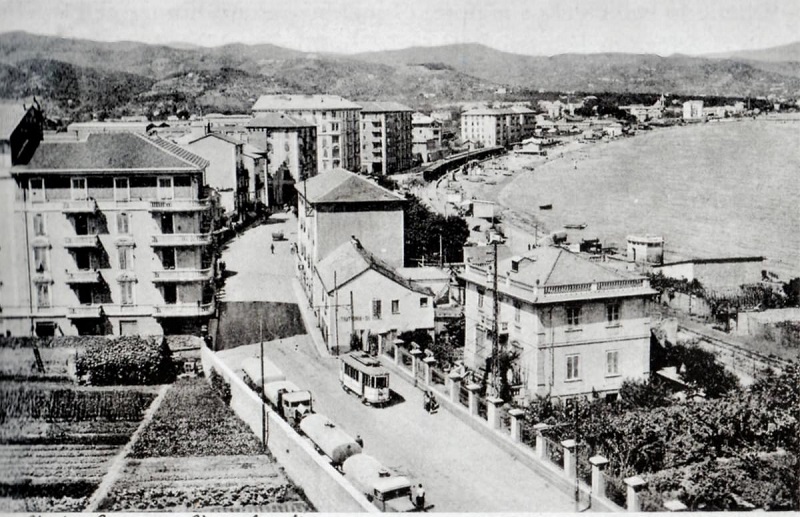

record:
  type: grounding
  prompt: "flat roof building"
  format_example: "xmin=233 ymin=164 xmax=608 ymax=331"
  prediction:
xmin=358 ymin=101 xmax=413 ymax=176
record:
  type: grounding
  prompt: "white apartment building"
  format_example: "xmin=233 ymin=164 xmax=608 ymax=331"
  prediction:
xmin=252 ymin=95 xmax=361 ymax=173
xmin=460 ymin=108 xmax=535 ymax=148
xmin=460 ymin=246 xmax=656 ymax=401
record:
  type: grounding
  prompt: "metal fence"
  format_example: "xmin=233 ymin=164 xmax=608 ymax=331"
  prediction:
xmin=543 ymin=436 xmax=563 ymax=467
xmin=383 ymin=341 xmax=395 ymax=361
xmin=497 ymin=405 xmax=511 ymax=434
xmin=430 ymin=367 xmax=447 ymax=388
xmin=459 ymin=384 xmax=470 ymax=407
xmin=602 ymin=472 xmax=628 ymax=508
xmin=398 ymin=349 xmax=413 ymax=371
xmin=477 ymin=397 xmax=488 ymax=420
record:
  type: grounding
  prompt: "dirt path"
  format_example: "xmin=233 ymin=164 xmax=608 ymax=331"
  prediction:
xmin=84 ymin=384 xmax=170 ymax=512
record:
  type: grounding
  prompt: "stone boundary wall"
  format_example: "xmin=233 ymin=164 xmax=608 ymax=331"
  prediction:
xmin=199 ymin=345 xmax=377 ymax=513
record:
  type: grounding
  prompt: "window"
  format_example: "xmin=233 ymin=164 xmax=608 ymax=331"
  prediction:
xmin=514 ymin=302 xmax=521 ymax=323
xmin=118 ymin=246 xmax=133 ymax=271
xmin=607 ymin=302 xmax=620 ymax=323
xmin=566 ymin=354 xmax=580 ymax=381
xmin=36 ymin=283 xmax=50 ymax=308
xmin=117 ymin=212 xmax=130 ymax=234
xmin=33 ymin=213 xmax=45 ymax=236
xmin=114 ymin=177 xmax=130 ymax=202
xmin=420 ymin=297 xmax=428 ymax=308
xmin=372 ymin=299 xmax=382 ymax=319
xmin=477 ymin=288 xmax=484 ymax=308
xmin=566 ymin=306 xmax=581 ymax=327
xmin=29 ymin=178 xmax=45 ymax=203
xmin=391 ymin=300 xmax=400 ymax=314
xmin=71 ymin=177 xmax=88 ymax=200
xmin=330 ymin=122 xmax=340 ymax=132
xmin=157 ymin=177 xmax=174 ymax=200
xmin=33 ymin=245 xmax=48 ymax=272
xmin=606 ymin=351 xmax=620 ymax=377
xmin=120 ymin=281 xmax=135 ymax=306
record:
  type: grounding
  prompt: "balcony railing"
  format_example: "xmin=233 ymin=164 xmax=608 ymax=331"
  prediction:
xmin=153 ymin=302 xmax=215 ymax=318
xmin=150 ymin=233 xmax=211 ymax=247
xmin=66 ymin=305 xmax=103 ymax=319
xmin=65 ymin=270 xmax=102 ymax=284
xmin=148 ymin=199 xmax=210 ymax=212
xmin=63 ymin=235 xmax=100 ymax=248
xmin=152 ymin=268 xmax=213 ymax=283
xmin=62 ymin=199 xmax=98 ymax=213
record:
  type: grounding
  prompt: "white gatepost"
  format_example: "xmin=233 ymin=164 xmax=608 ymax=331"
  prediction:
xmin=423 ymin=357 xmax=436 ymax=386
xmin=508 ymin=408 xmax=524 ymax=442
xmin=466 ymin=383 xmax=481 ymax=417
xmin=624 ymin=476 xmax=647 ymax=512
xmin=447 ymin=371 xmax=462 ymax=404
xmin=561 ymin=439 xmax=577 ymax=478
xmin=410 ymin=348 xmax=423 ymax=378
xmin=589 ymin=455 xmax=609 ymax=500
xmin=486 ymin=396 xmax=503 ymax=430
xmin=533 ymin=423 xmax=550 ymax=460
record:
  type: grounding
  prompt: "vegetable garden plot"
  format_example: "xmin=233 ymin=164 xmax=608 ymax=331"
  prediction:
xmin=0 ymin=444 xmax=118 ymax=483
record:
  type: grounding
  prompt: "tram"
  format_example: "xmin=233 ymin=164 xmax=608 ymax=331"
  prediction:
xmin=339 ymin=352 xmax=391 ymax=406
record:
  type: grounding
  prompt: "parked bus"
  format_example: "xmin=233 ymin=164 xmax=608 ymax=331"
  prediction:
xmin=339 ymin=352 xmax=391 ymax=406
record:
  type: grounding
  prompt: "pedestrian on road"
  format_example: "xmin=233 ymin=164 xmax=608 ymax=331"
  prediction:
xmin=355 ymin=434 xmax=364 ymax=448
xmin=270 ymin=243 xmax=275 ymax=254
xmin=415 ymin=483 xmax=425 ymax=510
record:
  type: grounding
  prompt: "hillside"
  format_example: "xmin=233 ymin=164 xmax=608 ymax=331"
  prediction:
xmin=1 ymin=31 xmax=798 ymax=120
xmin=706 ymin=41 xmax=800 ymax=63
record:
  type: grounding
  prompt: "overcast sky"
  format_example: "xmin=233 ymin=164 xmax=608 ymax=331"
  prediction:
xmin=1 ymin=0 xmax=798 ymax=56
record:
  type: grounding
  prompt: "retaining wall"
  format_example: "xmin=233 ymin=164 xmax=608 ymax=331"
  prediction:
xmin=200 ymin=345 xmax=377 ymax=513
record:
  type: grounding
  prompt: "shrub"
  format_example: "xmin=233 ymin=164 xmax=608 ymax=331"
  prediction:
xmin=209 ymin=368 xmax=231 ymax=405
xmin=75 ymin=336 xmax=176 ymax=386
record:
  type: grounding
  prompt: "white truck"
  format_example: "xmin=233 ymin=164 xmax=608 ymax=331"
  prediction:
xmin=342 ymin=454 xmax=418 ymax=512
xmin=263 ymin=379 xmax=312 ymax=425
xmin=241 ymin=357 xmax=285 ymax=388
xmin=299 ymin=413 xmax=362 ymax=466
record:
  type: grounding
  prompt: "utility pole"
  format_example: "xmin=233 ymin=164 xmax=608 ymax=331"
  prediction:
xmin=491 ymin=238 xmax=500 ymax=397
xmin=349 ymin=290 xmax=355 ymax=345
xmin=439 ymin=234 xmax=444 ymax=268
xmin=260 ymin=319 xmax=266 ymax=446
xmin=334 ymin=271 xmax=339 ymax=356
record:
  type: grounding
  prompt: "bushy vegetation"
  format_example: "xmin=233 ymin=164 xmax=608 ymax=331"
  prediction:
xmin=75 ymin=336 xmax=177 ymax=386
xmin=131 ymin=378 xmax=265 ymax=458
xmin=404 ymin=194 xmax=469 ymax=266
xmin=522 ymin=364 xmax=799 ymax=511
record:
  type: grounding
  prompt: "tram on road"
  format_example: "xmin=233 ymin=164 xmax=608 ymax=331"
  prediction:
xmin=339 ymin=352 xmax=391 ymax=406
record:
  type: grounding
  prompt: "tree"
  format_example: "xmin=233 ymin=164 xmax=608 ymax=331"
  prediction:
xmin=403 ymin=194 xmax=469 ymax=266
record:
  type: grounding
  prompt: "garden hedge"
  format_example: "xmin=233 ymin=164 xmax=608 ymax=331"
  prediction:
xmin=75 ymin=336 xmax=177 ymax=386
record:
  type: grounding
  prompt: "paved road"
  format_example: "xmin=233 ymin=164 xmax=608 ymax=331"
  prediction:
xmin=216 ymin=214 xmax=577 ymax=513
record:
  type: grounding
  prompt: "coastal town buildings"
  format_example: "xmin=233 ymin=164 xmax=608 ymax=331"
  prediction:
xmin=411 ymin=113 xmax=444 ymax=164
xmin=358 ymin=101 xmax=413 ymax=175
xmin=627 ymin=235 xmax=665 ymax=265
xmin=0 ymin=106 xmax=216 ymax=337
xmin=252 ymin=95 xmax=361 ymax=173
xmin=313 ymin=237 xmax=435 ymax=353
xmin=241 ymin=142 xmax=268 ymax=207
xmin=459 ymin=245 xmax=656 ymax=400
xmin=652 ymin=256 xmax=765 ymax=292
xmin=65 ymin=121 xmax=155 ymax=139
xmin=295 ymin=168 xmax=405 ymax=304
xmin=620 ymin=95 xmax=666 ymax=121
xmin=245 ymin=114 xmax=317 ymax=206
xmin=184 ymin=133 xmax=249 ymax=219
xmin=460 ymin=108 xmax=536 ymax=149
xmin=682 ymin=100 xmax=705 ymax=121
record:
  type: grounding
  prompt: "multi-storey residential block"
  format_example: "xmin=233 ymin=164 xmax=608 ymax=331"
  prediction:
xmin=245 ymin=114 xmax=317 ymax=206
xmin=184 ymin=133 xmax=249 ymax=219
xmin=252 ymin=95 xmax=361 ymax=173
xmin=682 ymin=100 xmax=704 ymax=120
xmin=0 ymin=120 xmax=216 ymax=337
xmin=460 ymin=246 xmax=656 ymax=401
xmin=295 ymin=168 xmax=405 ymax=305
xmin=357 ymin=102 xmax=413 ymax=175
xmin=411 ymin=113 xmax=443 ymax=164
xmin=460 ymin=108 xmax=535 ymax=148
xmin=313 ymin=237 xmax=435 ymax=353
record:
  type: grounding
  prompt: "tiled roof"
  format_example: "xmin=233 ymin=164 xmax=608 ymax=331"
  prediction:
xmin=186 ymin=132 xmax=242 ymax=146
xmin=357 ymin=101 xmax=413 ymax=113
xmin=13 ymin=132 xmax=208 ymax=172
xmin=245 ymin=113 xmax=315 ymax=129
xmin=0 ymin=103 xmax=29 ymax=140
xmin=506 ymin=247 xmax=630 ymax=286
xmin=316 ymin=238 xmax=435 ymax=296
xmin=252 ymin=94 xmax=362 ymax=112
xmin=295 ymin=168 xmax=405 ymax=204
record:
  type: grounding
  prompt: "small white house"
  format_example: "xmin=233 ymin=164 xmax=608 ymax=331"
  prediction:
xmin=314 ymin=237 xmax=436 ymax=353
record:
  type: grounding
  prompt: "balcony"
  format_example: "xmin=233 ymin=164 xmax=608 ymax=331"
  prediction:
xmin=150 ymin=233 xmax=211 ymax=247
xmin=65 ymin=270 xmax=102 ymax=284
xmin=67 ymin=305 xmax=103 ymax=319
xmin=152 ymin=268 xmax=213 ymax=283
xmin=153 ymin=302 xmax=215 ymax=318
xmin=62 ymin=199 xmax=98 ymax=213
xmin=148 ymin=199 xmax=209 ymax=212
xmin=63 ymin=235 xmax=100 ymax=248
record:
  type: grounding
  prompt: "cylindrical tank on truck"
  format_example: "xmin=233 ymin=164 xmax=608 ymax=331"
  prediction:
xmin=241 ymin=357 xmax=285 ymax=387
xmin=298 ymin=413 xmax=362 ymax=466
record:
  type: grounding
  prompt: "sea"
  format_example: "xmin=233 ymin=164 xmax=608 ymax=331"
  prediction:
xmin=499 ymin=119 xmax=800 ymax=278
